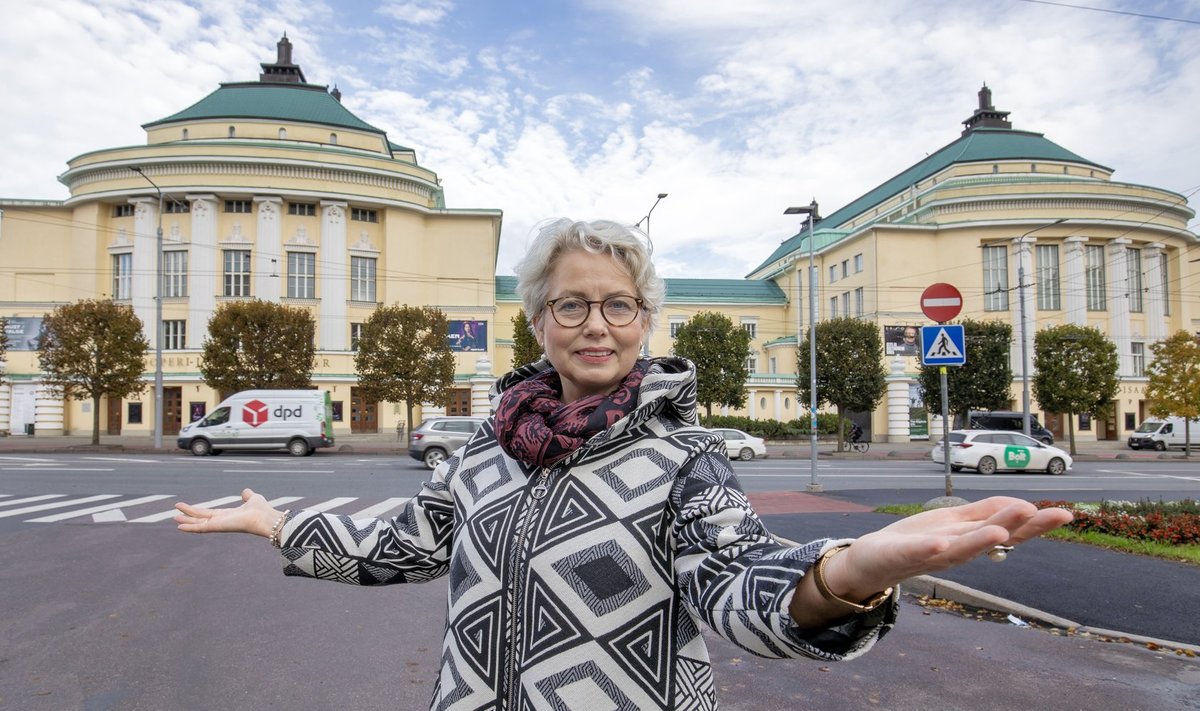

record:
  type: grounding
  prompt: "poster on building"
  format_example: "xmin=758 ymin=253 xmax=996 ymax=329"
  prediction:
xmin=908 ymin=383 xmax=929 ymax=439
xmin=3 ymin=317 xmax=46 ymax=351
xmin=884 ymin=325 xmax=921 ymax=357
xmin=448 ymin=320 xmax=487 ymax=352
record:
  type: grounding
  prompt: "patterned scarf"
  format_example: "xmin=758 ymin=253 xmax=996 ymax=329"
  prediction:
xmin=494 ymin=360 xmax=649 ymax=469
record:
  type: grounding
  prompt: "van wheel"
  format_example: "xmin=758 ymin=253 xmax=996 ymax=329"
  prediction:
xmin=1155 ymin=441 xmax=1167 ymax=451
xmin=189 ymin=439 xmax=212 ymax=456
xmin=976 ymin=456 xmax=997 ymax=475
xmin=287 ymin=438 xmax=310 ymax=457
xmin=423 ymin=448 xmax=447 ymax=470
xmin=1046 ymin=457 xmax=1066 ymax=475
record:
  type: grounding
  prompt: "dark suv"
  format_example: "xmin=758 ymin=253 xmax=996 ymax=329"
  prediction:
xmin=409 ymin=416 xmax=486 ymax=469
xmin=965 ymin=410 xmax=1055 ymax=445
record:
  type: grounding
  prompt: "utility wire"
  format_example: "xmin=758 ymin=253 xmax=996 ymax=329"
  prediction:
xmin=1013 ymin=0 xmax=1200 ymax=25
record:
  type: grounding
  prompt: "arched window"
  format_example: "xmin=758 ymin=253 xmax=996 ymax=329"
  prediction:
xmin=181 ymin=128 xmax=189 ymax=140
xmin=228 ymin=126 xmax=236 ymax=138
xmin=279 ymin=128 xmax=287 ymax=139
xmin=329 ymin=133 xmax=338 ymax=145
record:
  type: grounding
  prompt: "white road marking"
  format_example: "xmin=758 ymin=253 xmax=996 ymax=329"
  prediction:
xmin=93 ymin=509 xmax=128 ymax=522
xmin=27 ymin=495 xmax=175 ymax=522
xmin=129 ymin=495 xmax=244 ymax=523
xmin=0 ymin=494 xmax=67 ymax=508
xmin=349 ymin=497 xmax=410 ymax=518
xmin=305 ymin=497 xmax=358 ymax=512
xmin=78 ymin=457 xmax=165 ymax=464
xmin=0 ymin=467 xmax=114 ymax=472
xmin=265 ymin=496 xmax=304 ymax=508
xmin=221 ymin=470 xmax=335 ymax=474
xmin=0 ymin=456 xmax=56 ymax=462
xmin=0 ymin=495 xmax=123 ymax=519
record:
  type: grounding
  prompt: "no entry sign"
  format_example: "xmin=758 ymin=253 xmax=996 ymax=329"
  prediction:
xmin=920 ymin=283 xmax=963 ymax=322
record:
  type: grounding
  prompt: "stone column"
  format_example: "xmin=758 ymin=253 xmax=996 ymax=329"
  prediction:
xmin=885 ymin=356 xmax=912 ymax=443
xmin=1144 ymin=244 xmax=1167 ymax=344
xmin=470 ymin=358 xmax=495 ymax=417
xmin=1062 ymin=236 xmax=1088 ymax=325
xmin=35 ymin=381 xmax=64 ymax=436
xmin=131 ymin=198 xmax=159 ymax=347
xmin=0 ymin=382 xmax=10 ymax=434
xmin=254 ymin=197 xmax=283 ymax=303
xmin=319 ymin=201 xmax=348 ymax=351
xmin=187 ymin=195 xmax=217 ymax=348
xmin=773 ymin=389 xmax=782 ymax=419
xmin=1107 ymin=239 xmax=1132 ymax=375
xmin=747 ymin=389 xmax=757 ymax=419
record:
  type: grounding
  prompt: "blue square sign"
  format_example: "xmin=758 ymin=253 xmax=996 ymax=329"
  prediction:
xmin=921 ymin=324 xmax=966 ymax=365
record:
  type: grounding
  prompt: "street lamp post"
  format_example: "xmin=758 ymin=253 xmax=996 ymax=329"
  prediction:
xmin=130 ymin=167 xmax=164 ymax=450
xmin=1015 ymin=218 xmax=1067 ymax=438
xmin=636 ymin=193 xmax=668 ymax=235
xmin=785 ymin=200 xmax=821 ymax=492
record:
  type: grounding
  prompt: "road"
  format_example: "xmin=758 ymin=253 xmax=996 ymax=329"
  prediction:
xmin=2 ymin=453 xmax=1197 ymax=710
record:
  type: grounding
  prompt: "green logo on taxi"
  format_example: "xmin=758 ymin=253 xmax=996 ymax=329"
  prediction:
xmin=1004 ymin=446 xmax=1030 ymax=468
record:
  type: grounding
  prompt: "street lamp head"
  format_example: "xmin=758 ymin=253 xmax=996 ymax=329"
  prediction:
xmin=657 ymin=192 xmax=668 ymax=199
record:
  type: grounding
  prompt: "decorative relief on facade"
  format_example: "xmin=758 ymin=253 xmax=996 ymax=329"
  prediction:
xmin=115 ymin=227 xmax=129 ymax=246
xmin=192 ymin=200 xmax=210 ymax=218
xmin=221 ymin=223 xmax=249 ymax=243
xmin=135 ymin=202 xmax=150 ymax=218
xmin=258 ymin=200 xmax=278 ymax=220
xmin=169 ymin=224 xmax=182 ymax=242
xmin=288 ymin=225 xmax=313 ymax=245
xmin=324 ymin=204 xmax=344 ymax=223
xmin=352 ymin=231 xmax=375 ymax=251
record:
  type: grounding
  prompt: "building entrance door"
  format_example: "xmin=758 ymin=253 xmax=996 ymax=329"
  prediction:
xmin=107 ymin=397 xmax=122 ymax=435
xmin=350 ymin=387 xmax=378 ymax=433
xmin=446 ymin=388 xmax=471 ymax=416
xmin=163 ymin=387 xmax=183 ymax=435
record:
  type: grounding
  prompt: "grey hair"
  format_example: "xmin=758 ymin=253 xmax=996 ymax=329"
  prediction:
xmin=515 ymin=218 xmax=665 ymax=336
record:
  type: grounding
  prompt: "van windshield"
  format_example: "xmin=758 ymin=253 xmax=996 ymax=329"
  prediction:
xmin=1135 ymin=421 xmax=1163 ymax=434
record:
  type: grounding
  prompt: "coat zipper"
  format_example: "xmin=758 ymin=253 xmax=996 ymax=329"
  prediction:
xmin=504 ymin=465 xmax=553 ymax=709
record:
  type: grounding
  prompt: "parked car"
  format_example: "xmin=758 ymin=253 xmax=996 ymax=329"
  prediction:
xmin=964 ymin=410 xmax=1055 ymax=445
xmin=711 ymin=428 xmax=767 ymax=461
xmin=931 ymin=429 xmax=1071 ymax=475
xmin=176 ymin=389 xmax=334 ymax=456
xmin=409 ymin=416 xmax=486 ymax=469
xmin=1127 ymin=416 xmax=1200 ymax=451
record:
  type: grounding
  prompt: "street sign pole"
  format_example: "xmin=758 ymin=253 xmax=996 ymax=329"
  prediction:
xmin=940 ymin=365 xmax=951 ymax=496
xmin=920 ymin=283 xmax=963 ymax=499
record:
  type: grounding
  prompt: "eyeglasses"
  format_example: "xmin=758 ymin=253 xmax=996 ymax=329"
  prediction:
xmin=545 ymin=295 xmax=644 ymax=327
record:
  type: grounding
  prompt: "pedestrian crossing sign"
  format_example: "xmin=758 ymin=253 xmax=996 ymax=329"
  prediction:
xmin=921 ymin=324 xmax=966 ymax=365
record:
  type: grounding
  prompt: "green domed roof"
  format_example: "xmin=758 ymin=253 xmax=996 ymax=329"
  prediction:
xmin=143 ymin=82 xmax=385 ymax=135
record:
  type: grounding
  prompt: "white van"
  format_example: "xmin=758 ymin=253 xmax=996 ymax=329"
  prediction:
xmin=177 ymin=390 xmax=335 ymax=456
xmin=1127 ymin=416 xmax=1200 ymax=451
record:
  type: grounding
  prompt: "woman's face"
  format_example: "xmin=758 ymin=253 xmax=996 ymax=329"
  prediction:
xmin=534 ymin=249 xmax=648 ymax=403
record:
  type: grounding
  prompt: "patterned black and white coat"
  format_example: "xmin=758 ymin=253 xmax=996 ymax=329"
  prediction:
xmin=277 ymin=356 xmax=897 ymax=710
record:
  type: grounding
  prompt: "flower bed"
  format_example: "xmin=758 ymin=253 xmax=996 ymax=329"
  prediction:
xmin=1034 ymin=499 xmax=1200 ymax=546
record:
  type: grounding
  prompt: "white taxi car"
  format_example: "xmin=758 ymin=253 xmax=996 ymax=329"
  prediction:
xmin=931 ymin=429 xmax=1072 ymax=475
xmin=712 ymin=428 xmax=767 ymax=461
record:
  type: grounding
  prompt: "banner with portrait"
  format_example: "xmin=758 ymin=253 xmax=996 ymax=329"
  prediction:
xmin=448 ymin=320 xmax=487 ymax=352
xmin=884 ymin=324 xmax=921 ymax=357
xmin=3 ymin=316 xmax=46 ymax=351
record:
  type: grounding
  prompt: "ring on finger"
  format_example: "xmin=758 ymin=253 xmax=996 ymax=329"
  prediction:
xmin=987 ymin=544 xmax=1014 ymax=562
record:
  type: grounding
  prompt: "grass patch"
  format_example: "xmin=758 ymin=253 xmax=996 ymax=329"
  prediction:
xmin=872 ymin=502 xmax=1200 ymax=566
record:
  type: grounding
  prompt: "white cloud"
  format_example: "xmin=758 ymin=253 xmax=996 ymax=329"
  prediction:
xmin=377 ymin=0 xmax=454 ymax=26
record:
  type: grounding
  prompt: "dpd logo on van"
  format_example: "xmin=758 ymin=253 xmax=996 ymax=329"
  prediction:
xmin=243 ymin=400 xmax=269 ymax=428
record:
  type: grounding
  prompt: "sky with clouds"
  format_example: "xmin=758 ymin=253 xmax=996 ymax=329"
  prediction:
xmin=1 ymin=0 xmax=1198 ymax=278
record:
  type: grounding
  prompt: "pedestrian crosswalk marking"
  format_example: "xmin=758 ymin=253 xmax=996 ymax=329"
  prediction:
xmin=27 ymin=495 xmax=174 ymax=523
xmin=0 ymin=494 xmax=122 ymax=519
xmin=128 ymin=495 xmax=243 ymax=523
xmin=0 ymin=494 xmax=67 ymax=508
xmin=307 ymin=497 xmax=358 ymax=512
xmin=2 ymin=494 xmax=408 ymax=524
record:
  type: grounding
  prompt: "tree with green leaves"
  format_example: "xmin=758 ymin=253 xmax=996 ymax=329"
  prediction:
xmin=671 ymin=311 xmax=752 ymax=417
xmin=354 ymin=305 xmax=456 ymax=432
xmin=918 ymin=319 xmax=1014 ymax=426
xmin=1144 ymin=330 xmax=1200 ymax=456
xmin=199 ymin=300 xmax=315 ymax=397
xmin=797 ymin=318 xmax=887 ymax=450
xmin=37 ymin=300 xmax=149 ymax=445
xmin=510 ymin=309 xmax=543 ymax=369
xmin=1032 ymin=324 xmax=1118 ymax=456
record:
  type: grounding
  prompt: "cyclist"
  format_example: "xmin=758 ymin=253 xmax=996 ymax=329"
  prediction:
xmin=848 ymin=422 xmax=863 ymax=444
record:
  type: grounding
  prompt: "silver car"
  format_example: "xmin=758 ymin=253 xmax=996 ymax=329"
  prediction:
xmin=409 ymin=416 xmax=486 ymax=469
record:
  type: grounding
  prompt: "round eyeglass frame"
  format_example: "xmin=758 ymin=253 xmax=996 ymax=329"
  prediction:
xmin=544 ymin=295 xmax=644 ymax=328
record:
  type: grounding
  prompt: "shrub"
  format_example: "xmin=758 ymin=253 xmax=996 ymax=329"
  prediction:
xmin=1033 ymin=499 xmax=1200 ymax=546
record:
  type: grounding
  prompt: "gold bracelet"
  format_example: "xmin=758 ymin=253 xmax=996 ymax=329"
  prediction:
xmin=812 ymin=544 xmax=893 ymax=613
xmin=268 ymin=510 xmax=291 ymax=549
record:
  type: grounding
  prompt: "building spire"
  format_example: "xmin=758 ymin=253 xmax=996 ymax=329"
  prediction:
xmin=259 ymin=34 xmax=307 ymax=84
xmin=961 ymin=83 xmax=1012 ymax=135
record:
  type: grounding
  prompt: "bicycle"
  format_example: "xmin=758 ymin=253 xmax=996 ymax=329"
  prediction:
xmin=848 ymin=440 xmax=870 ymax=453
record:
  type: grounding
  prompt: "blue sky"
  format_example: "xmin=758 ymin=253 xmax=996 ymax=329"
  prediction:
xmin=2 ymin=0 xmax=1198 ymax=278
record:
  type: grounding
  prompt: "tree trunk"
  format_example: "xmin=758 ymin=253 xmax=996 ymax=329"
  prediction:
xmin=1186 ymin=421 xmax=1192 ymax=459
xmin=92 ymin=395 xmax=101 ymax=446
xmin=405 ymin=400 xmax=415 ymax=450
xmin=835 ymin=404 xmax=844 ymax=452
xmin=1067 ymin=412 xmax=1077 ymax=457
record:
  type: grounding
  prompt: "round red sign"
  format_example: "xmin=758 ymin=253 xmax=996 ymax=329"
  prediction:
xmin=920 ymin=283 xmax=963 ymax=322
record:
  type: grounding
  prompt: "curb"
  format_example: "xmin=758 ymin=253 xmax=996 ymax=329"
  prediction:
xmin=905 ymin=575 xmax=1200 ymax=655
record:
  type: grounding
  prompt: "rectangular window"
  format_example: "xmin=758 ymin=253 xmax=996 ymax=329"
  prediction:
xmin=1162 ymin=253 xmax=1171 ymax=316
xmin=112 ymin=253 xmax=132 ymax=300
xmin=350 ymin=256 xmax=376 ymax=303
xmin=830 ymin=295 xmax=838 ymax=317
xmin=1035 ymin=244 xmax=1060 ymax=310
xmin=841 ymin=260 xmax=849 ymax=279
xmin=127 ymin=402 xmax=143 ymax=424
xmin=224 ymin=200 xmax=252 ymax=213
xmin=223 ymin=250 xmax=251 ymax=297
xmin=828 ymin=265 xmax=837 ymax=283
xmin=288 ymin=202 xmax=316 ymax=216
xmin=744 ymin=355 xmax=757 ymax=373
xmin=769 ymin=356 xmax=777 ymax=374
xmin=982 ymin=245 xmax=1008 ymax=311
xmin=854 ymin=287 xmax=864 ymax=317
xmin=350 ymin=323 xmax=363 ymax=352
xmin=163 ymin=320 xmax=186 ymax=350
xmin=1131 ymin=341 xmax=1145 ymax=376
xmin=164 ymin=200 xmax=190 ymax=214
xmin=162 ymin=251 xmax=188 ymax=298
xmin=742 ymin=322 xmax=757 ymax=339
xmin=1085 ymin=245 xmax=1106 ymax=311
xmin=854 ymin=253 xmax=863 ymax=273
xmin=287 ymin=252 xmax=316 ymax=299
xmin=669 ymin=319 xmax=685 ymax=338
xmin=842 ymin=291 xmax=850 ymax=318
xmin=1126 ymin=247 xmax=1143 ymax=313
xmin=351 ymin=207 xmax=378 ymax=223
xmin=113 ymin=204 xmax=134 ymax=218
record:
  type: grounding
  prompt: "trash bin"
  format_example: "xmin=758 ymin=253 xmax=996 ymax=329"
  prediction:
xmin=25 ymin=423 xmax=35 ymax=436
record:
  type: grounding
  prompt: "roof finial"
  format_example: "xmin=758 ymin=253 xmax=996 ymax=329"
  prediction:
xmin=962 ymin=83 xmax=1011 ymax=135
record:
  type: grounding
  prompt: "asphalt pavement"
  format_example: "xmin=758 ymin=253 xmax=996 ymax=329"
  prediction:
xmin=3 ymin=430 xmax=1198 ymax=655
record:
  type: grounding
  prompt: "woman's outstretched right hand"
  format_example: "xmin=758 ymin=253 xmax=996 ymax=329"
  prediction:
xmin=174 ymin=488 xmax=283 ymax=538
